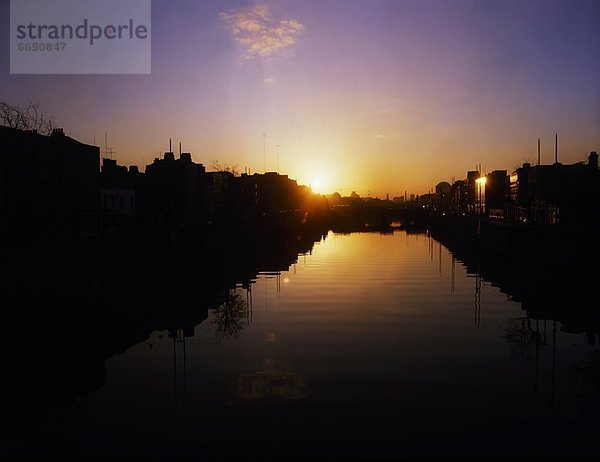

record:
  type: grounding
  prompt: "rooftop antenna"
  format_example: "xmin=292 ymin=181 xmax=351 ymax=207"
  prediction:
xmin=537 ymin=138 xmax=541 ymax=166
xmin=104 ymin=131 xmax=115 ymax=159
xmin=179 ymin=141 xmax=182 ymax=156
xmin=169 ymin=138 xmax=172 ymax=153
xmin=276 ymin=144 xmax=280 ymax=172
xmin=262 ymin=133 xmax=267 ymax=172
xmin=555 ymin=133 xmax=558 ymax=164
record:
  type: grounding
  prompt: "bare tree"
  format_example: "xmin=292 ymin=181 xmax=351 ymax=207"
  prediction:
xmin=212 ymin=289 xmax=248 ymax=341
xmin=211 ymin=160 xmax=240 ymax=176
xmin=0 ymin=101 xmax=56 ymax=135
xmin=504 ymin=316 xmax=545 ymax=360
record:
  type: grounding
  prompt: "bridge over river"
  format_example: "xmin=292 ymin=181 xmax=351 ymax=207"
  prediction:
xmin=330 ymin=205 xmax=431 ymax=231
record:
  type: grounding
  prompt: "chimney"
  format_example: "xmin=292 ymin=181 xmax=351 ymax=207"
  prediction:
xmin=589 ymin=151 xmax=598 ymax=169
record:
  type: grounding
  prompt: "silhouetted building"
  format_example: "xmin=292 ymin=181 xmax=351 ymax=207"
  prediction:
xmin=0 ymin=126 xmax=99 ymax=239
xmin=143 ymin=151 xmax=206 ymax=228
xmin=484 ymin=170 xmax=508 ymax=219
xmin=507 ymin=163 xmax=530 ymax=222
xmin=451 ymin=180 xmax=468 ymax=215
xmin=450 ymin=172 xmax=483 ymax=217
xmin=328 ymin=192 xmax=342 ymax=206
xmin=435 ymin=181 xmax=451 ymax=194
xmin=466 ymin=171 xmax=480 ymax=215
xmin=529 ymin=164 xmax=561 ymax=224
xmin=229 ymin=172 xmax=323 ymax=227
xmin=506 ymin=153 xmax=599 ymax=227
xmin=205 ymin=171 xmax=231 ymax=210
xmin=419 ymin=193 xmax=433 ymax=209
xmin=558 ymin=152 xmax=599 ymax=228
xmin=434 ymin=181 xmax=452 ymax=212
xmin=205 ymin=170 xmax=235 ymax=221
xmin=100 ymin=158 xmax=139 ymax=232
xmin=247 ymin=172 xmax=300 ymax=212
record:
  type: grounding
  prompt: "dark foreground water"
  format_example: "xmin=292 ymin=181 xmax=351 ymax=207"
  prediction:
xmin=5 ymin=230 xmax=600 ymax=461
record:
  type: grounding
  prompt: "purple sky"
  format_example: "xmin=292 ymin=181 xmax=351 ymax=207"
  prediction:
xmin=2 ymin=0 xmax=599 ymax=196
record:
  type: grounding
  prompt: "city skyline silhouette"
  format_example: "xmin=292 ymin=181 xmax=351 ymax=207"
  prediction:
xmin=1 ymin=0 xmax=599 ymax=196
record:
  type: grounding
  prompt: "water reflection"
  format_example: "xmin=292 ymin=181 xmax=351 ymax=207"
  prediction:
xmin=2 ymin=228 xmax=599 ymax=460
xmin=231 ymin=357 xmax=307 ymax=405
xmin=432 ymin=227 xmax=600 ymax=422
xmin=211 ymin=287 xmax=252 ymax=342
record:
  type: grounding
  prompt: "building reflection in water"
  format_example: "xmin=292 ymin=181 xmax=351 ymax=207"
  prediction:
xmin=0 ymin=225 xmax=327 ymax=441
xmin=432 ymin=227 xmax=600 ymax=413
xmin=3 ymin=226 xmax=599 ymax=460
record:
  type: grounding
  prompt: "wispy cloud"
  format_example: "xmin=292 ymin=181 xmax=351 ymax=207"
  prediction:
xmin=220 ymin=4 xmax=305 ymax=61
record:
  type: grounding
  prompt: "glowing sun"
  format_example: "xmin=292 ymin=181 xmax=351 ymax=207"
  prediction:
xmin=310 ymin=172 xmax=332 ymax=194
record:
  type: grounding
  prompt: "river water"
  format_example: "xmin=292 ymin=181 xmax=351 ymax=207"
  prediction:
xmin=25 ymin=231 xmax=600 ymax=460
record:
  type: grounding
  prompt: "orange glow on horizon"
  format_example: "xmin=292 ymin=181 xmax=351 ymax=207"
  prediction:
xmin=307 ymin=171 xmax=333 ymax=195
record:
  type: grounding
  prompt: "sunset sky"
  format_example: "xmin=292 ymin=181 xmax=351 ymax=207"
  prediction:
xmin=1 ymin=0 xmax=599 ymax=196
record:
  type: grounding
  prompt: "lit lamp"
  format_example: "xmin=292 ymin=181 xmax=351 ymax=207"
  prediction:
xmin=476 ymin=176 xmax=486 ymax=216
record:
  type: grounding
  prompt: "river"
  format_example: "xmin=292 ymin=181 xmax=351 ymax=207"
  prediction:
xmin=9 ymin=230 xmax=600 ymax=461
